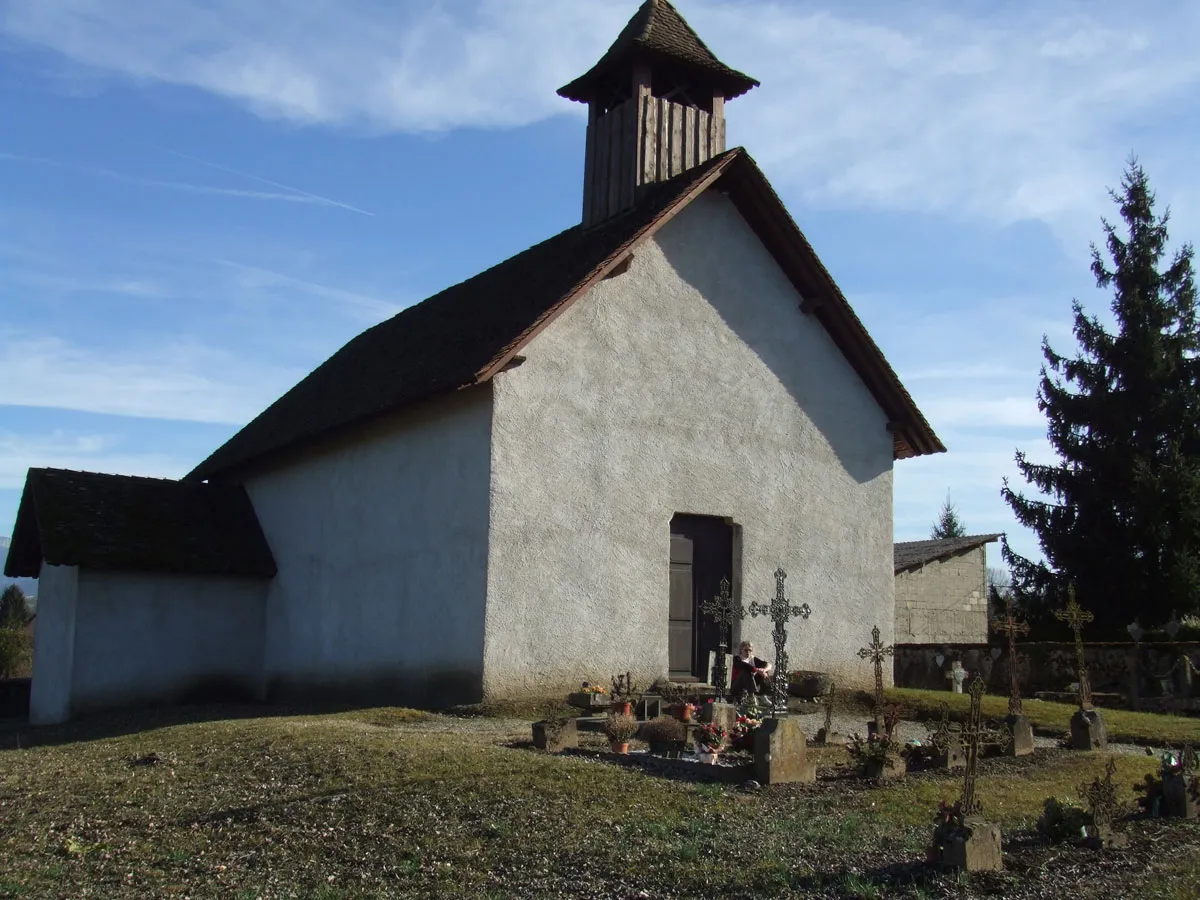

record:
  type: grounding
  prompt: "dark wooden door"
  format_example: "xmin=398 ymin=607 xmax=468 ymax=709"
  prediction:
xmin=669 ymin=514 xmax=734 ymax=681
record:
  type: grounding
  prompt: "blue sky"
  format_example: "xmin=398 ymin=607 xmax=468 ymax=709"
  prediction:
xmin=2 ymin=0 xmax=1200 ymax=576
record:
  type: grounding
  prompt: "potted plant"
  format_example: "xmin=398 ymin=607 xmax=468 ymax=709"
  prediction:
xmin=567 ymin=681 xmax=611 ymax=712
xmin=611 ymin=672 xmax=640 ymax=717
xmin=673 ymin=701 xmax=698 ymax=723
xmin=640 ymin=715 xmax=687 ymax=757
xmin=602 ymin=712 xmax=639 ymax=754
xmin=694 ymin=722 xmax=727 ymax=764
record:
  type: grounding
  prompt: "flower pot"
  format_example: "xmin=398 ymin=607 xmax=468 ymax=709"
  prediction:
xmin=610 ymin=741 xmax=630 ymax=754
xmin=567 ymin=692 xmax=611 ymax=713
xmin=697 ymin=748 xmax=721 ymax=765
xmin=614 ymin=701 xmax=633 ymax=717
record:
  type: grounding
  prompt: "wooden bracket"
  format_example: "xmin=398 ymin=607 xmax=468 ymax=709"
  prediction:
xmin=604 ymin=255 xmax=633 ymax=279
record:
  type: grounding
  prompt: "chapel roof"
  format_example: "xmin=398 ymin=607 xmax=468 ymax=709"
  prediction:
xmin=557 ymin=0 xmax=759 ymax=103
xmin=3 ymin=468 xmax=277 ymax=579
xmin=893 ymin=534 xmax=1003 ymax=574
xmin=189 ymin=148 xmax=944 ymax=481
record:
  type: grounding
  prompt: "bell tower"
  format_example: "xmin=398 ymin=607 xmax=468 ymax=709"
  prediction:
xmin=558 ymin=0 xmax=758 ymax=228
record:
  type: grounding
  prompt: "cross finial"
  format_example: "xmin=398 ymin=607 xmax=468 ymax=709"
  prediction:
xmin=700 ymin=576 xmax=745 ymax=696
xmin=992 ymin=595 xmax=1030 ymax=716
xmin=747 ymin=566 xmax=811 ymax=717
xmin=857 ymin=625 xmax=894 ymax=719
xmin=1053 ymin=583 xmax=1095 ymax=710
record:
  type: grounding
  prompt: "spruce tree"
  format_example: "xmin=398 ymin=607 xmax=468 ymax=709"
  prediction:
xmin=1001 ymin=160 xmax=1200 ymax=633
xmin=930 ymin=497 xmax=967 ymax=540
xmin=0 ymin=584 xmax=28 ymax=629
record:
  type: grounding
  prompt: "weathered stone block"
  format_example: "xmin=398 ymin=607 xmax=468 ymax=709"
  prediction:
xmin=1163 ymin=772 xmax=1200 ymax=819
xmin=532 ymin=718 xmax=577 ymax=753
xmin=1070 ymin=709 xmax=1108 ymax=751
xmin=1004 ymin=714 xmax=1035 ymax=757
xmin=700 ymin=700 xmax=737 ymax=734
xmin=754 ymin=717 xmax=815 ymax=785
xmin=940 ymin=819 xmax=1003 ymax=872
xmin=815 ymin=728 xmax=847 ymax=746
xmin=865 ymin=752 xmax=906 ymax=781
xmin=937 ymin=738 xmax=965 ymax=772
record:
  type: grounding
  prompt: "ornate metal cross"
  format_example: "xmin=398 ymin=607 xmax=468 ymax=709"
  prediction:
xmin=992 ymin=596 xmax=1030 ymax=716
xmin=857 ymin=625 xmax=894 ymax=723
xmin=929 ymin=701 xmax=955 ymax=752
xmin=822 ymin=682 xmax=836 ymax=738
xmin=959 ymin=675 xmax=1004 ymax=817
xmin=1079 ymin=758 xmax=1120 ymax=831
xmin=1053 ymin=583 xmax=1095 ymax=710
xmin=699 ymin=576 xmax=745 ymax=697
xmin=748 ymin=567 xmax=811 ymax=718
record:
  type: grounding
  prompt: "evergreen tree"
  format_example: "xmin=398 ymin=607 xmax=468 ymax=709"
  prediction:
xmin=0 ymin=584 xmax=29 ymax=629
xmin=1001 ymin=160 xmax=1200 ymax=633
xmin=930 ymin=497 xmax=967 ymax=540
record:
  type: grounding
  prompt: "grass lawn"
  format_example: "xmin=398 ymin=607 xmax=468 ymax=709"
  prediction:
xmin=886 ymin=687 xmax=1200 ymax=745
xmin=0 ymin=704 xmax=1198 ymax=899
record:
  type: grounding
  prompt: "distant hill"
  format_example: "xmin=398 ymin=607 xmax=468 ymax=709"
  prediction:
xmin=0 ymin=537 xmax=38 ymax=605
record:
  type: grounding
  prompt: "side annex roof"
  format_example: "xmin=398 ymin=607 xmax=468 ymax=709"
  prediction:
xmin=190 ymin=148 xmax=944 ymax=482
xmin=4 ymin=468 xmax=277 ymax=579
xmin=893 ymin=534 xmax=1003 ymax=574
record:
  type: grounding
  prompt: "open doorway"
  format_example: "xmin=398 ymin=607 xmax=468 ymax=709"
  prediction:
xmin=668 ymin=514 xmax=734 ymax=681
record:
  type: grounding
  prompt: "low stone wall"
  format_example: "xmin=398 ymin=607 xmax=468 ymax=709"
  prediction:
xmin=894 ymin=641 xmax=1200 ymax=703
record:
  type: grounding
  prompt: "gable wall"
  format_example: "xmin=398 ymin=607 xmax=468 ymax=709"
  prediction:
xmin=243 ymin=387 xmax=493 ymax=707
xmin=894 ymin=545 xmax=990 ymax=644
xmin=484 ymin=191 xmax=895 ymax=697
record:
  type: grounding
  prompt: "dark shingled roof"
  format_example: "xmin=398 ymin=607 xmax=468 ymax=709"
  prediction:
xmin=190 ymin=147 xmax=944 ymax=481
xmin=4 ymin=468 xmax=277 ymax=579
xmin=893 ymin=534 xmax=1003 ymax=574
xmin=558 ymin=0 xmax=759 ymax=103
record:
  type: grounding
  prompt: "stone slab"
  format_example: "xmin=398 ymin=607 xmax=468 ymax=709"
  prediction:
xmin=1070 ymin=709 xmax=1108 ymax=751
xmin=1163 ymin=772 xmax=1200 ymax=819
xmin=754 ymin=717 xmax=815 ymax=785
xmin=700 ymin=700 xmax=737 ymax=734
xmin=937 ymin=738 xmax=965 ymax=772
xmin=1004 ymin=715 xmax=1035 ymax=757
xmin=940 ymin=819 xmax=1003 ymax=872
xmin=865 ymin=753 xmax=907 ymax=781
xmin=815 ymin=729 xmax=847 ymax=746
xmin=532 ymin=718 xmax=578 ymax=753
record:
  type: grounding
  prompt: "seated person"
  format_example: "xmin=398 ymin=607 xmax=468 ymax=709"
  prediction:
xmin=730 ymin=641 xmax=773 ymax=698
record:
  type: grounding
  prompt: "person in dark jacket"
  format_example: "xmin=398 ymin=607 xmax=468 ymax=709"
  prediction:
xmin=730 ymin=640 xmax=773 ymax=698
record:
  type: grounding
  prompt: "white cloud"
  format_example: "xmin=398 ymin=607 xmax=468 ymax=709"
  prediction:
xmin=3 ymin=1 xmax=1198 ymax=236
xmin=0 ymin=431 xmax=192 ymax=489
xmin=0 ymin=331 xmax=305 ymax=424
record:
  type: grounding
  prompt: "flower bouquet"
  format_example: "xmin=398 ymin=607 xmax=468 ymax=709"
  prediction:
xmin=730 ymin=713 xmax=762 ymax=752
xmin=567 ymin=680 xmax=612 ymax=712
xmin=694 ymin=722 xmax=727 ymax=764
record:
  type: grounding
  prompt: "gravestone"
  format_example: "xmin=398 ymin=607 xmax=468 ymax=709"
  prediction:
xmin=940 ymin=820 xmax=1003 ymax=872
xmin=1005 ymin=716 xmax=1036 ymax=756
xmin=1071 ymin=709 xmax=1109 ymax=751
xmin=948 ymin=661 xmax=967 ymax=694
xmin=532 ymin=718 xmax=578 ymax=753
xmin=993 ymin=597 xmax=1034 ymax=757
xmin=700 ymin=700 xmax=737 ymax=735
xmin=754 ymin=717 xmax=815 ymax=785
xmin=1163 ymin=744 xmax=1199 ymax=819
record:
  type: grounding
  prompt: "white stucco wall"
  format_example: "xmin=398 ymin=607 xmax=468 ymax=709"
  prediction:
xmin=244 ymin=388 xmax=492 ymax=707
xmin=485 ymin=190 xmax=895 ymax=697
xmin=68 ymin=571 xmax=267 ymax=716
xmin=29 ymin=563 xmax=78 ymax=725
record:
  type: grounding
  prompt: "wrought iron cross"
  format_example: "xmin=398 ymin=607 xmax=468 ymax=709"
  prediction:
xmin=1053 ymin=583 xmax=1095 ymax=710
xmin=1079 ymin=758 xmax=1120 ymax=830
xmin=822 ymin=682 xmax=836 ymax=738
xmin=857 ymin=625 xmax=894 ymax=722
xmin=930 ymin=701 xmax=955 ymax=752
xmin=992 ymin=596 xmax=1030 ymax=716
xmin=748 ymin=567 xmax=811 ymax=718
xmin=699 ymin=576 xmax=745 ymax=697
xmin=959 ymin=675 xmax=1004 ymax=817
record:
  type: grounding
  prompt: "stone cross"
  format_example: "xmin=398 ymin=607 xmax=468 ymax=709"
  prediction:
xmin=857 ymin=625 xmax=894 ymax=724
xmin=992 ymin=597 xmax=1030 ymax=716
xmin=748 ymin=567 xmax=811 ymax=718
xmin=1053 ymin=584 xmax=1095 ymax=710
xmin=959 ymin=675 xmax=1003 ymax=817
xmin=699 ymin=576 xmax=745 ymax=698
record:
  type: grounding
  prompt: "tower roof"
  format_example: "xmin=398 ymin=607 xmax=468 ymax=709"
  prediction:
xmin=558 ymin=0 xmax=758 ymax=103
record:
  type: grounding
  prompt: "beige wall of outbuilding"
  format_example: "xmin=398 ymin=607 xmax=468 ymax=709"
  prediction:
xmin=894 ymin=545 xmax=989 ymax=644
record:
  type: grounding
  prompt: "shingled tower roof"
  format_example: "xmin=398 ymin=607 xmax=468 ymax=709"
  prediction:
xmin=558 ymin=0 xmax=758 ymax=103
